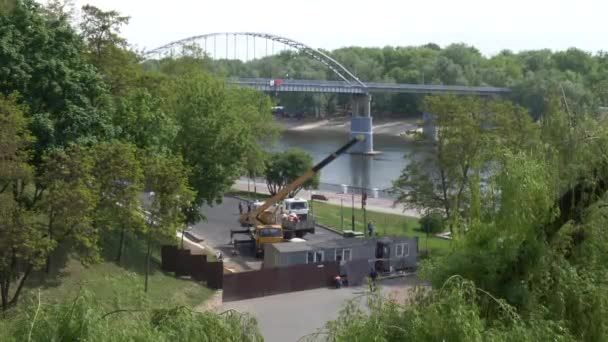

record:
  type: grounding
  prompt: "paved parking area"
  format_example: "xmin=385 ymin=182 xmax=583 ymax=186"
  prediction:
xmin=221 ymin=276 xmax=420 ymax=342
xmin=192 ymin=196 xmax=342 ymax=271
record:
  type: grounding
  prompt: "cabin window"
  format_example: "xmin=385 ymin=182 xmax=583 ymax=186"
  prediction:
xmin=315 ymin=251 xmax=324 ymax=263
xmin=343 ymin=249 xmax=352 ymax=261
xmin=335 ymin=249 xmax=352 ymax=262
xmin=307 ymin=251 xmax=324 ymax=264
xmin=395 ymin=243 xmax=409 ymax=257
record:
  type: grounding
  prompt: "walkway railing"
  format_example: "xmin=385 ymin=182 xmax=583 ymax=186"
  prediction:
xmin=244 ymin=178 xmax=397 ymax=200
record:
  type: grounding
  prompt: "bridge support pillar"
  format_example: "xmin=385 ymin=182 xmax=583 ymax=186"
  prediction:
xmin=350 ymin=94 xmax=376 ymax=154
xmin=422 ymin=112 xmax=438 ymax=142
xmin=363 ymin=93 xmax=371 ymax=117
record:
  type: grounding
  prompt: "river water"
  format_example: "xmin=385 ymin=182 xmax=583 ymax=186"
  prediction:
xmin=274 ymin=130 xmax=415 ymax=192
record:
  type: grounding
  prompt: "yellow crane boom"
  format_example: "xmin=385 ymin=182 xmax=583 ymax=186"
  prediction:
xmin=239 ymin=135 xmax=364 ymax=227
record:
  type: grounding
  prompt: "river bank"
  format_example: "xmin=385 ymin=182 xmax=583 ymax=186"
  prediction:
xmin=278 ymin=116 xmax=419 ymax=136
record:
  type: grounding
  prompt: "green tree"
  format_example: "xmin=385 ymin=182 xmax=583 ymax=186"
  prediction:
xmin=392 ymin=95 xmax=485 ymax=236
xmin=0 ymin=0 xmax=114 ymax=164
xmin=264 ymin=148 xmax=319 ymax=197
xmin=0 ymin=0 xmax=15 ymax=13
xmin=79 ymin=4 xmax=130 ymax=59
xmin=114 ymin=87 xmax=177 ymax=151
xmin=0 ymin=95 xmax=53 ymax=310
xmin=141 ymin=152 xmax=195 ymax=291
xmin=38 ymin=145 xmax=99 ymax=272
xmin=419 ymin=210 xmax=445 ymax=234
xmin=43 ymin=0 xmax=75 ymax=21
xmin=170 ymin=71 xmax=277 ymax=207
xmin=92 ymin=141 xmax=144 ymax=264
xmin=142 ymin=153 xmax=195 ymax=242
xmin=392 ymin=95 xmax=537 ymax=236
xmin=79 ymin=4 xmax=142 ymax=97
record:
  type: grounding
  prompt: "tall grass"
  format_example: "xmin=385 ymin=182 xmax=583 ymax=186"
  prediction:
xmin=1 ymin=289 xmax=261 ymax=341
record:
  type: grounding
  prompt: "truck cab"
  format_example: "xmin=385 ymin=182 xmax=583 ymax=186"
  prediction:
xmin=253 ymin=224 xmax=283 ymax=257
xmin=282 ymin=198 xmax=309 ymax=221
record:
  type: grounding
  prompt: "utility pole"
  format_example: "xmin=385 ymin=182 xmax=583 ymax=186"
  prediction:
xmin=351 ymin=193 xmax=355 ymax=231
xmin=340 ymin=198 xmax=344 ymax=232
xmin=362 ymin=192 xmax=367 ymax=236
xmin=253 ymin=171 xmax=257 ymax=200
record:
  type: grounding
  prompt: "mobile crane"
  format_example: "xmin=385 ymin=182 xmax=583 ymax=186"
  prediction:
xmin=231 ymin=135 xmax=364 ymax=257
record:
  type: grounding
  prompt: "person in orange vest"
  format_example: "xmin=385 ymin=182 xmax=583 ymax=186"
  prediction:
xmin=334 ymin=275 xmax=343 ymax=288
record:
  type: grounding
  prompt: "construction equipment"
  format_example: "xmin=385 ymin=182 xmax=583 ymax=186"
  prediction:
xmin=231 ymin=135 xmax=364 ymax=257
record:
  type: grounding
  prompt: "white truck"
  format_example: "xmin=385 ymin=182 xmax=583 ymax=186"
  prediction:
xmin=280 ymin=198 xmax=316 ymax=239
xmin=249 ymin=198 xmax=316 ymax=239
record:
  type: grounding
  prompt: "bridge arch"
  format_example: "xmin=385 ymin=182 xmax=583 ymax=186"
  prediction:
xmin=144 ymin=32 xmax=366 ymax=87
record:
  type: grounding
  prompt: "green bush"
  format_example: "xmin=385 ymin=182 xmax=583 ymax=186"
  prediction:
xmin=419 ymin=211 xmax=445 ymax=234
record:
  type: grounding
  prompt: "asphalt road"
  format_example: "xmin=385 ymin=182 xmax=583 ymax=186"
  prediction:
xmin=192 ymin=196 xmax=341 ymax=270
xmin=222 ymin=276 xmax=420 ymax=342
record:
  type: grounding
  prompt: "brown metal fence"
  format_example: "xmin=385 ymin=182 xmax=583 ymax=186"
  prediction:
xmin=223 ymin=261 xmax=340 ymax=302
xmin=161 ymin=245 xmax=223 ymax=289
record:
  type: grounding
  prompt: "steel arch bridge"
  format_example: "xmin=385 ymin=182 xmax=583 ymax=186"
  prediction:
xmin=144 ymin=32 xmax=366 ymax=87
xmin=145 ymin=32 xmax=511 ymax=154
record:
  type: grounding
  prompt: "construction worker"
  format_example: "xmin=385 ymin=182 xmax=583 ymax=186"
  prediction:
xmin=334 ymin=275 xmax=343 ymax=288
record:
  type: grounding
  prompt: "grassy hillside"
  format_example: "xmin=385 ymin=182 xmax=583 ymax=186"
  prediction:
xmin=24 ymin=232 xmax=213 ymax=310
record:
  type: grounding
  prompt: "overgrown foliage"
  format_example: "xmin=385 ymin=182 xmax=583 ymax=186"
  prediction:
xmin=317 ymin=277 xmax=573 ymax=342
xmin=333 ymin=95 xmax=608 ymax=341
xmin=0 ymin=291 xmax=262 ymax=341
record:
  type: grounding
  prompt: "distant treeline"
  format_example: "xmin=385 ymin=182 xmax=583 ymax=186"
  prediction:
xmin=183 ymin=44 xmax=608 ymax=118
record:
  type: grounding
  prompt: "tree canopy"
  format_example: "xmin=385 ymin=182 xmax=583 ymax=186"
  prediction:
xmin=264 ymin=148 xmax=319 ymax=197
xmin=0 ymin=0 xmax=278 ymax=310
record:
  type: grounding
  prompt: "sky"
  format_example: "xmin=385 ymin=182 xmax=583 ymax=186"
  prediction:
xmin=64 ymin=0 xmax=608 ymax=57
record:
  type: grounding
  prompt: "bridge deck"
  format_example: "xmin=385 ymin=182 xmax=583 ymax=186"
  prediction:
xmin=229 ymin=78 xmax=510 ymax=96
